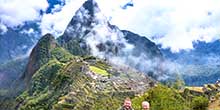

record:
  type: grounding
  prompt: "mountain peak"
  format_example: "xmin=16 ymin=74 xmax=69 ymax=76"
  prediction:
xmin=22 ymin=33 xmax=58 ymax=83
xmin=58 ymin=0 xmax=164 ymax=78
xmin=60 ymin=0 xmax=103 ymax=43
xmin=82 ymin=0 xmax=99 ymax=17
xmin=39 ymin=33 xmax=57 ymax=48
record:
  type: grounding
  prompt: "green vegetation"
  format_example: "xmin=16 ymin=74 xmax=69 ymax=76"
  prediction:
xmin=132 ymin=84 xmax=210 ymax=110
xmin=83 ymin=55 xmax=97 ymax=61
xmin=0 ymin=97 xmax=17 ymax=110
xmin=4 ymin=58 xmax=210 ymax=110
xmin=1 ymin=34 xmax=211 ymax=110
xmin=33 ymin=34 xmax=57 ymax=66
xmin=12 ymin=56 xmax=209 ymax=110
xmin=92 ymin=96 xmax=121 ymax=110
xmin=191 ymin=96 xmax=209 ymax=110
xmin=94 ymin=60 xmax=111 ymax=70
xmin=30 ymin=59 xmax=63 ymax=94
xmin=132 ymin=85 xmax=189 ymax=110
xmin=89 ymin=66 xmax=109 ymax=76
xmin=18 ymin=91 xmax=52 ymax=110
xmin=15 ymin=59 xmax=65 ymax=110
xmin=51 ymin=47 xmax=73 ymax=63
xmin=2 ymin=51 xmax=210 ymax=110
xmin=13 ymin=53 xmax=135 ymax=110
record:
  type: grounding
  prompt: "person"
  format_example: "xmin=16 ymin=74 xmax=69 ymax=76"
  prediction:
xmin=119 ymin=97 xmax=134 ymax=110
xmin=142 ymin=101 xmax=150 ymax=110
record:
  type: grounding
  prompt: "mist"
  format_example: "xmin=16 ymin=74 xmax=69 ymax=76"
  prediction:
xmin=1 ymin=0 xmax=219 ymax=84
xmin=63 ymin=1 xmax=176 ymax=80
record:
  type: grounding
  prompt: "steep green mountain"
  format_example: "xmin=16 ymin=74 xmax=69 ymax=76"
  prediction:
xmin=8 ymin=34 xmax=156 ymax=110
xmin=7 ymin=1 xmax=165 ymax=109
xmin=58 ymin=0 xmax=164 ymax=79
xmin=11 ymin=34 xmax=206 ymax=110
xmin=0 ymin=0 xmax=211 ymax=109
xmin=20 ymin=33 xmax=73 ymax=86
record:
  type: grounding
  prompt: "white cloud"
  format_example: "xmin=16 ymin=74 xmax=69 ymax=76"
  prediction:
xmin=51 ymin=4 xmax=63 ymax=13
xmin=42 ymin=0 xmax=220 ymax=52
xmin=0 ymin=23 xmax=7 ymax=35
xmin=96 ymin=0 xmax=220 ymax=52
xmin=1 ymin=0 xmax=220 ymax=52
xmin=40 ymin=0 xmax=86 ymax=37
xmin=20 ymin=28 xmax=34 ymax=35
xmin=0 ymin=0 xmax=48 ymax=28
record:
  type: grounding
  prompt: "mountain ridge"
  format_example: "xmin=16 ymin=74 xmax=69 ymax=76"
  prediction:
xmin=13 ymin=33 xmax=156 ymax=109
xmin=8 ymin=0 xmax=163 ymax=109
xmin=0 ymin=0 xmax=215 ymax=110
xmin=58 ymin=0 xmax=164 ymax=79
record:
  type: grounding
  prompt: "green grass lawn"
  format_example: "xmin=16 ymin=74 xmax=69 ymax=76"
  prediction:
xmin=89 ymin=66 xmax=109 ymax=76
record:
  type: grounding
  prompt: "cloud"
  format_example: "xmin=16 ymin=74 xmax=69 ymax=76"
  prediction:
xmin=0 ymin=0 xmax=49 ymax=28
xmin=1 ymin=0 xmax=220 ymax=52
xmin=62 ymin=3 xmax=165 ymax=79
xmin=40 ymin=0 xmax=132 ymax=37
xmin=40 ymin=0 xmax=220 ymax=52
xmin=96 ymin=0 xmax=220 ymax=52
xmin=40 ymin=0 xmax=86 ymax=37
xmin=20 ymin=28 xmax=34 ymax=35
xmin=0 ymin=23 xmax=7 ymax=35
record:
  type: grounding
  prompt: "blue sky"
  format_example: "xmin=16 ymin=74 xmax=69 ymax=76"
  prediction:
xmin=46 ymin=0 xmax=65 ymax=13
xmin=0 ymin=0 xmax=220 ymax=52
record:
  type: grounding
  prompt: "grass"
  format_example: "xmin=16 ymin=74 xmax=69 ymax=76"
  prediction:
xmin=89 ymin=66 xmax=109 ymax=76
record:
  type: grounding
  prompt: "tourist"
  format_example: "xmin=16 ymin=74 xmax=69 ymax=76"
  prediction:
xmin=142 ymin=101 xmax=150 ymax=110
xmin=119 ymin=97 xmax=134 ymax=110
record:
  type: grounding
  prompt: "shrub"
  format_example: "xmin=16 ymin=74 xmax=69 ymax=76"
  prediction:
xmin=132 ymin=85 xmax=189 ymax=110
xmin=191 ymin=96 xmax=209 ymax=110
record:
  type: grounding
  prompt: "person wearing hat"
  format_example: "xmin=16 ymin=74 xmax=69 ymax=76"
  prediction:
xmin=119 ymin=97 xmax=134 ymax=110
xmin=142 ymin=101 xmax=150 ymax=110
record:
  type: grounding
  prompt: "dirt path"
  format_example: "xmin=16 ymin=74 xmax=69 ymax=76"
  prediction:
xmin=209 ymin=100 xmax=220 ymax=110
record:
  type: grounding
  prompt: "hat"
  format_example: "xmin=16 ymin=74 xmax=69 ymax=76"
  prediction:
xmin=142 ymin=101 xmax=150 ymax=109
